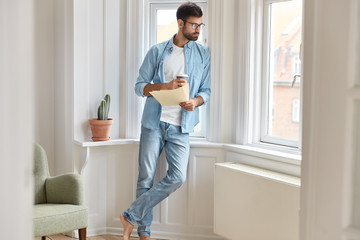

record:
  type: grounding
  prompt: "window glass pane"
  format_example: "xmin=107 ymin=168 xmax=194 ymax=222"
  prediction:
xmin=156 ymin=9 xmax=204 ymax=44
xmin=157 ymin=9 xmax=177 ymax=44
xmin=268 ymin=0 xmax=302 ymax=141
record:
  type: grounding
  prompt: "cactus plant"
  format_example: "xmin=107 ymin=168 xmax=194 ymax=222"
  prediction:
xmin=104 ymin=94 xmax=111 ymax=119
xmin=97 ymin=94 xmax=111 ymax=120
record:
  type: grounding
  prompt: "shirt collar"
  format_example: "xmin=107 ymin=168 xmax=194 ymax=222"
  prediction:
xmin=166 ymin=34 xmax=193 ymax=50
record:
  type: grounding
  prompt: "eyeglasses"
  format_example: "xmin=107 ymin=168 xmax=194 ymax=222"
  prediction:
xmin=182 ymin=19 xmax=205 ymax=30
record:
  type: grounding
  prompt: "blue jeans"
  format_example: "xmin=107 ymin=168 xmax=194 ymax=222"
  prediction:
xmin=123 ymin=122 xmax=190 ymax=237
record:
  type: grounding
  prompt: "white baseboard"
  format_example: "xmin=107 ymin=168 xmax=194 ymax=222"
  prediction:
xmin=87 ymin=227 xmax=225 ymax=240
xmin=149 ymin=230 xmax=225 ymax=240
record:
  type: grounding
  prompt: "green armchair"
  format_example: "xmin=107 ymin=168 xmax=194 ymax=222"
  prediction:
xmin=33 ymin=143 xmax=88 ymax=240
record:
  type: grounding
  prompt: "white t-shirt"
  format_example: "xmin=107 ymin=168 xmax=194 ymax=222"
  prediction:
xmin=160 ymin=44 xmax=185 ymax=126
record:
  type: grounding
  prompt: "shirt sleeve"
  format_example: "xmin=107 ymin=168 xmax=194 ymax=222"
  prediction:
xmin=134 ymin=46 xmax=158 ymax=97
xmin=196 ymin=48 xmax=211 ymax=105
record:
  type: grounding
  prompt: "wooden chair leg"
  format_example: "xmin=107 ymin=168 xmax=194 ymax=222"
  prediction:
xmin=79 ymin=228 xmax=87 ymax=240
xmin=41 ymin=237 xmax=46 ymax=240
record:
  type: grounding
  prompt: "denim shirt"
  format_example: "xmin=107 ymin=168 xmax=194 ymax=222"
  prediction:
xmin=134 ymin=35 xmax=211 ymax=133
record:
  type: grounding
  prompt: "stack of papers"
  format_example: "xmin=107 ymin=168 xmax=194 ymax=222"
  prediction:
xmin=149 ymin=83 xmax=189 ymax=106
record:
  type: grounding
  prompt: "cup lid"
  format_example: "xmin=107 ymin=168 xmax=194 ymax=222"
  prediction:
xmin=176 ymin=74 xmax=188 ymax=79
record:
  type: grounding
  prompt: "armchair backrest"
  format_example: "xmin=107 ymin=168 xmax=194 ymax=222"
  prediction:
xmin=34 ymin=143 xmax=50 ymax=204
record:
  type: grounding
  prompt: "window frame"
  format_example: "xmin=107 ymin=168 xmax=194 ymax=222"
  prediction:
xmin=257 ymin=0 xmax=303 ymax=149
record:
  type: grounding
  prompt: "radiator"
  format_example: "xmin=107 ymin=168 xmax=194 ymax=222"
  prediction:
xmin=214 ymin=162 xmax=300 ymax=240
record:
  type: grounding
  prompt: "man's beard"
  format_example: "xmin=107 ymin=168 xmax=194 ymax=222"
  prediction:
xmin=183 ymin=29 xmax=199 ymax=41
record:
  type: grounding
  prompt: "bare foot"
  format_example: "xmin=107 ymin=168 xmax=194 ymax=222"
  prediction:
xmin=140 ymin=235 xmax=150 ymax=240
xmin=120 ymin=212 xmax=134 ymax=240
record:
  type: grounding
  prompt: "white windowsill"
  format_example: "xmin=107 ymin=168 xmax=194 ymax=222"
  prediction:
xmin=223 ymin=144 xmax=301 ymax=166
xmin=73 ymin=138 xmax=301 ymax=176
xmin=73 ymin=138 xmax=223 ymax=148
xmin=73 ymin=138 xmax=300 ymax=163
xmin=73 ymin=139 xmax=138 ymax=147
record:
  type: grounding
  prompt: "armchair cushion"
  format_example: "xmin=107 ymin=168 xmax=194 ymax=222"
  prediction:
xmin=33 ymin=204 xmax=88 ymax=237
xmin=46 ymin=173 xmax=84 ymax=205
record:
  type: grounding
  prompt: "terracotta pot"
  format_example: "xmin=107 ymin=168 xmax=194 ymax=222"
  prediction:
xmin=88 ymin=118 xmax=113 ymax=141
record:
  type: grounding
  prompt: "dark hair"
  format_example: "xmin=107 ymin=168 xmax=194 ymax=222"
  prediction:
xmin=176 ymin=1 xmax=203 ymax=20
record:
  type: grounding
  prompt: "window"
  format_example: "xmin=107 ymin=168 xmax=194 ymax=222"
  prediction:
xmin=259 ymin=0 xmax=303 ymax=148
xmin=148 ymin=1 xmax=208 ymax=137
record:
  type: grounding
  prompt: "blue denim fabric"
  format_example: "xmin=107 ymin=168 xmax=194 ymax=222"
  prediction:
xmin=123 ymin=122 xmax=190 ymax=237
xmin=134 ymin=35 xmax=211 ymax=133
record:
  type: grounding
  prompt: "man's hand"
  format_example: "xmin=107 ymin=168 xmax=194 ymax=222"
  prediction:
xmin=179 ymin=99 xmax=197 ymax=111
xmin=179 ymin=96 xmax=204 ymax=111
xmin=166 ymin=78 xmax=187 ymax=90
xmin=143 ymin=78 xmax=186 ymax=96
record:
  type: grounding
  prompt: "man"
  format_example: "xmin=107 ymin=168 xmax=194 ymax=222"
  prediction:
xmin=120 ymin=2 xmax=210 ymax=239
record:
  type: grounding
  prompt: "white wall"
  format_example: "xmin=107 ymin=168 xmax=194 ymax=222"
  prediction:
xmin=300 ymin=0 xmax=360 ymax=239
xmin=32 ymin=0 xmax=73 ymax=176
xmin=32 ymin=0 xmax=80 ymax=176
xmin=30 ymin=0 xmax=84 ymax=176
xmin=207 ymin=0 xmax=236 ymax=143
xmin=53 ymin=0 xmax=75 ymax=175
xmin=0 ymin=0 xmax=35 ymax=239
xmin=34 ymin=0 xmax=55 ymax=174
xmin=74 ymin=0 xmax=127 ymax=142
